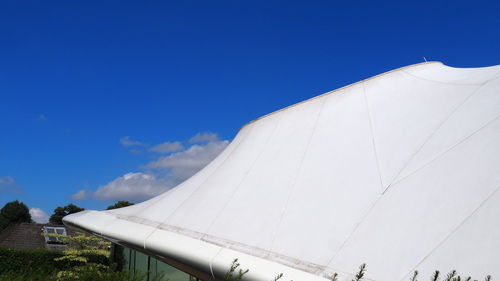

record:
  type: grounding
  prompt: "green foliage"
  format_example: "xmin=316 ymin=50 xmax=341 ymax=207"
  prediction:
xmin=0 ymin=268 xmax=146 ymax=281
xmin=411 ymin=271 xmax=419 ymax=281
xmin=41 ymin=231 xmax=111 ymax=280
xmin=352 ymin=263 xmax=366 ymax=281
xmin=45 ymin=232 xmax=110 ymax=250
xmin=0 ymin=270 xmax=54 ymax=281
xmin=432 ymin=271 xmax=441 ymax=281
xmin=407 ymin=269 xmax=491 ymax=281
xmin=0 ymin=200 xmax=31 ymax=230
xmin=0 ymin=247 xmax=66 ymax=274
xmin=224 ymin=258 xmax=249 ymax=281
xmin=106 ymin=201 xmax=134 ymax=210
xmin=223 ymin=259 xmax=491 ymax=281
xmin=53 ymin=264 xmax=138 ymax=281
xmin=49 ymin=203 xmax=85 ymax=225
xmin=445 ymin=270 xmax=457 ymax=281
xmin=272 ymin=273 xmax=284 ymax=281
xmin=0 ymin=215 xmax=8 ymax=230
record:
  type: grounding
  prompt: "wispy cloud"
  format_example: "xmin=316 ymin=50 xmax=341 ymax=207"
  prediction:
xmin=71 ymin=189 xmax=90 ymax=200
xmin=30 ymin=208 xmax=49 ymax=223
xmin=189 ymin=132 xmax=220 ymax=144
xmin=0 ymin=176 xmax=22 ymax=194
xmin=149 ymin=141 xmax=184 ymax=153
xmin=120 ymin=136 xmax=145 ymax=147
xmin=75 ymin=132 xmax=229 ymax=203
xmin=93 ymin=172 xmax=174 ymax=202
xmin=145 ymin=140 xmax=229 ymax=181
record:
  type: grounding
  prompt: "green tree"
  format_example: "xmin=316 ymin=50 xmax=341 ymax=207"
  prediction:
xmin=49 ymin=204 xmax=85 ymax=225
xmin=106 ymin=201 xmax=134 ymax=210
xmin=0 ymin=200 xmax=32 ymax=230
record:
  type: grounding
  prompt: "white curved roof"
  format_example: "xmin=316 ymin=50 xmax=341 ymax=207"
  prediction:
xmin=64 ymin=62 xmax=500 ymax=281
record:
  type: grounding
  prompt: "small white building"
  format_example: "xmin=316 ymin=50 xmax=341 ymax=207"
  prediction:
xmin=64 ymin=62 xmax=500 ymax=281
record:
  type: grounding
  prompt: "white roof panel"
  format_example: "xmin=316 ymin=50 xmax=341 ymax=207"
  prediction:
xmin=64 ymin=62 xmax=500 ymax=281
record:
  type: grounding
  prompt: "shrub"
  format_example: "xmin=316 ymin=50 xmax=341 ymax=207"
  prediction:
xmin=0 ymin=270 xmax=53 ymax=281
xmin=0 ymin=247 xmax=64 ymax=274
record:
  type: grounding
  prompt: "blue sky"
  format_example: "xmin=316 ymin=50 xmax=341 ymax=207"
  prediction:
xmin=0 ymin=0 xmax=499 ymax=222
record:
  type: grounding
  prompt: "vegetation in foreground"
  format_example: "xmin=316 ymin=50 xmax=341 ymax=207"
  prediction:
xmin=0 ymin=232 xmax=128 ymax=281
xmin=224 ymin=259 xmax=493 ymax=281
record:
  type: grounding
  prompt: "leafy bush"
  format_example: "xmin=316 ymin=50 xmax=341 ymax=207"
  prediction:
xmin=0 ymin=270 xmax=53 ymax=281
xmin=0 ymin=268 xmax=146 ymax=281
xmin=41 ymin=232 xmax=112 ymax=280
xmin=0 ymin=247 xmax=65 ymax=274
xmin=224 ymin=258 xmax=249 ymax=281
xmin=234 ymin=260 xmax=493 ymax=281
xmin=0 ymin=246 xmax=110 ymax=273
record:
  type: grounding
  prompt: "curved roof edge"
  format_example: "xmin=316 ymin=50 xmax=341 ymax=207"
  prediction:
xmin=240 ymin=61 xmax=443 ymax=130
xmin=63 ymin=211 xmax=348 ymax=281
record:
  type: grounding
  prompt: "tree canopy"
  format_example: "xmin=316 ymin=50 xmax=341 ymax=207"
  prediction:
xmin=49 ymin=203 xmax=85 ymax=225
xmin=0 ymin=200 xmax=32 ymax=230
xmin=106 ymin=201 xmax=134 ymax=210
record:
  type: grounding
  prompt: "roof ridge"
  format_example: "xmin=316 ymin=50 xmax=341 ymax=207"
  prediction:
xmin=239 ymin=61 xmax=443 ymax=131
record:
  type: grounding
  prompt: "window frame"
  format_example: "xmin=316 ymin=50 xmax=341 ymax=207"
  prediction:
xmin=43 ymin=226 xmax=67 ymax=244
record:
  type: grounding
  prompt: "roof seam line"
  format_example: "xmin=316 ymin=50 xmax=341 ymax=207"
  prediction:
xmin=142 ymin=127 xmax=251 ymax=244
xmin=389 ymin=72 xmax=500 ymax=187
xmin=268 ymin=95 xmax=328 ymax=253
xmin=391 ymin=110 xmax=500 ymax=187
xmin=162 ymin=126 xmax=249 ymax=222
xmin=361 ymin=81 xmax=385 ymax=193
xmin=209 ymin=247 xmax=224 ymax=280
xmin=384 ymin=75 xmax=500 ymax=191
xmin=398 ymin=183 xmax=500 ymax=281
xmin=203 ymin=113 xmax=284 ymax=235
xmin=130 ymin=132 xmax=245 ymax=223
xmin=324 ymin=81 xmax=384 ymax=268
xmin=106 ymin=214 xmax=360 ymax=279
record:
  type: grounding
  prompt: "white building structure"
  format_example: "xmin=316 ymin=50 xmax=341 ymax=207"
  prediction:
xmin=64 ymin=62 xmax=500 ymax=281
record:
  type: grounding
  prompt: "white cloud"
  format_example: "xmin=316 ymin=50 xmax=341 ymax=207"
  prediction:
xmin=120 ymin=136 xmax=144 ymax=147
xmin=145 ymin=140 xmax=229 ymax=180
xmin=30 ymin=208 xmax=49 ymax=224
xmin=149 ymin=141 xmax=184 ymax=153
xmin=0 ymin=176 xmax=22 ymax=194
xmin=81 ymin=132 xmax=229 ymax=203
xmin=93 ymin=172 xmax=174 ymax=202
xmin=189 ymin=132 xmax=220 ymax=144
xmin=71 ymin=189 xmax=90 ymax=200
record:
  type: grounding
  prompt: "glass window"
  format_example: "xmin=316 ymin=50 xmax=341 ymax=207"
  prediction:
xmin=150 ymin=258 xmax=157 ymax=280
xmin=120 ymin=246 xmax=201 ymax=281
xmin=123 ymin=247 xmax=131 ymax=271
xmin=134 ymin=251 xmax=149 ymax=281
xmin=156 ymin=259 xmax=190 ymax=281
xmin=43 ymin=226 xmax=67 ymax=243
